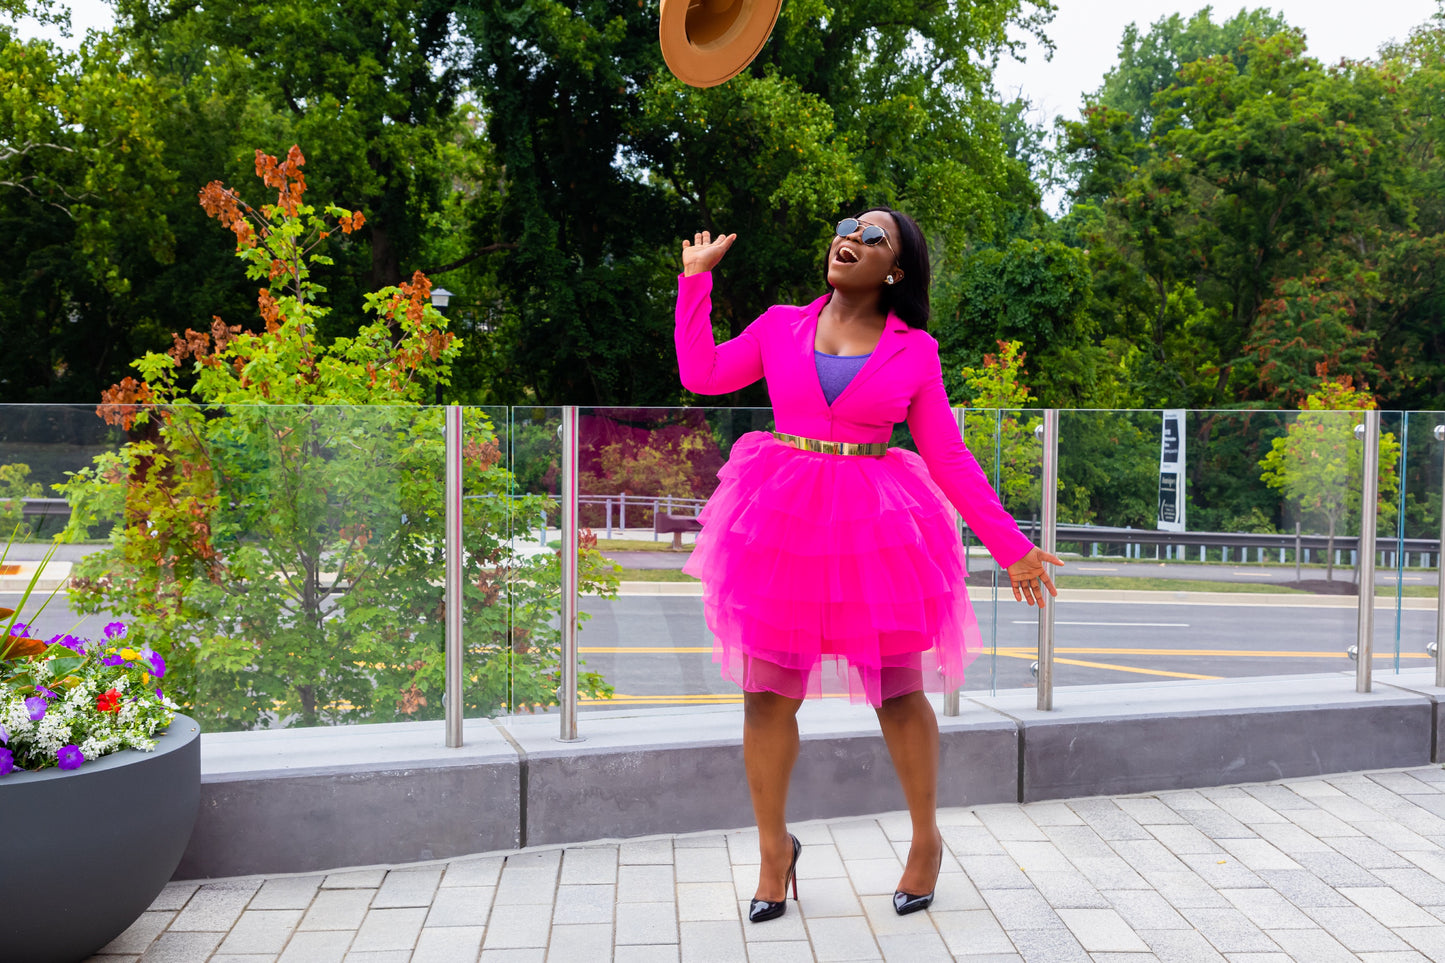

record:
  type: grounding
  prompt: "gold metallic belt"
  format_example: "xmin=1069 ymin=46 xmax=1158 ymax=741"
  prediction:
xmin=773 ymin=431 xmax=888 ymax=457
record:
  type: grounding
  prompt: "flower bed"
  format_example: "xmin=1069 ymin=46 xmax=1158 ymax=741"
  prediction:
xmin=3 ymin=619 xmax=178 ymax=776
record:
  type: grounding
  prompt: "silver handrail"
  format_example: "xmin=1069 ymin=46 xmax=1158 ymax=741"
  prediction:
xmin=1037 ymin=409 xmax=1059 ymax=712
xmin=1357 ymin=409 xmax=1380 ymax=694
xmin=445 ymin=405 xmax=464 ymax=748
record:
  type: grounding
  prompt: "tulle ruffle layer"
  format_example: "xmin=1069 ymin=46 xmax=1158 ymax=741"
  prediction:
xmin=683 ymin=431 xmax=983 ymax=706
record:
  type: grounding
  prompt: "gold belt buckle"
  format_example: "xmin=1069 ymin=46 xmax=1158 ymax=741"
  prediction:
xmin=774 ymin=432 xmax=885 ymax=457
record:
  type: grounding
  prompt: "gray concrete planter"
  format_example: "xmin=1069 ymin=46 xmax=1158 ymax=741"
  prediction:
xmin=0 ymin=714 xmax=200 ymax=963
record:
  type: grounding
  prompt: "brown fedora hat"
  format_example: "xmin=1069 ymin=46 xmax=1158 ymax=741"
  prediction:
xmin=658 ymin=0 xmax=782 ymax=88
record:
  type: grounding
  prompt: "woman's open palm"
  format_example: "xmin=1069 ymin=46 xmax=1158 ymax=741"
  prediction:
xmin=682 ymin=231 xmax=736 ymax=276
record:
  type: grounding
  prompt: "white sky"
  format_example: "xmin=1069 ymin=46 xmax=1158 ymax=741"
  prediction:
xmin=14 ymin=0 xmax=1443 ymax=127
xmin=995 ymin=0 xmax=1443 ymax=124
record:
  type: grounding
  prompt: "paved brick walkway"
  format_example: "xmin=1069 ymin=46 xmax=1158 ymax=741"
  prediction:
xmin=88 ymin=766 xmax=1445 ymax=962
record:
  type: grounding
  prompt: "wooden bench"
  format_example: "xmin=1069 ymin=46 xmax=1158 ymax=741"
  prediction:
xmin=654 ymin=511 xmax=702 ymax=549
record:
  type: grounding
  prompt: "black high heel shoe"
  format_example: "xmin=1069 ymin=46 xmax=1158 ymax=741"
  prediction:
xmin=748 ymin=834 xmax=801 ymax=923
xmin=893 ymin=845 xmax=942 ymax=916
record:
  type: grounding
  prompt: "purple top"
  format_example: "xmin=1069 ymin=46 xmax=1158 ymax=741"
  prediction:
xmin=814 ymin=349 xmax=872 ymax=404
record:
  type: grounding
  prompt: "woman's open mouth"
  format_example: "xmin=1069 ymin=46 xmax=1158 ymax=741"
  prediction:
xmin=835 ymin=246 xmax=859 ymax=264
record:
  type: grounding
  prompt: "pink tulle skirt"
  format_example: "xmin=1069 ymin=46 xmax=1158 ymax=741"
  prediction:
xmin=683 ymin=431 xmax=983 ymax=706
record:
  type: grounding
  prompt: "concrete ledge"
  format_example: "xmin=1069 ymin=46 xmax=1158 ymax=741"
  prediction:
xmin=177 ymin=719 xmax=521 ymax=879
xmin=175 ymin=673 xmax=1439 ymax=878
xmin=508 ymin=701 xmax=1017 ymax=847
xmin=972 ymin=673 xmax=1433 ymax=802
xmin=1379 ymin=667 xmax=1445 ymax=763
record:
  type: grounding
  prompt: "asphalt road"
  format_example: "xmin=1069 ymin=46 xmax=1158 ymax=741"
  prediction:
xmin=572 ymin=594 xmax=1439 ymax=709
xmin=10 ymin=589 xmax=1438 ymax=715
xmin=607 ymin=550 xmax=1442 ymax=587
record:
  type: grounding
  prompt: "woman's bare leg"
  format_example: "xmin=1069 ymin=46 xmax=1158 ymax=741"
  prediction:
xmin=744 ymin=687 xmax=804 ymax=901
xmin=875 ymin=688 xmax=944 ymax=895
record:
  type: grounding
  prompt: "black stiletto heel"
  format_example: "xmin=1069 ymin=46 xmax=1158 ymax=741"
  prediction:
xmin=749 ymin=834 xmax=801 ymax=923
xmin=893 ymin=845 xmax=942 ymax=915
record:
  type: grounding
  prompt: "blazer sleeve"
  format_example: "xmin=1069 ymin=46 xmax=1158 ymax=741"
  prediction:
xmin=675 ymin=271 xmax=765 ymax=395
xmin=905 ymin=337 xmax=1035 ymax=569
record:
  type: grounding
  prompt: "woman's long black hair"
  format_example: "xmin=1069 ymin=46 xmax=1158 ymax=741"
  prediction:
xmin=825 ymin=205 xmax=932 ymax=331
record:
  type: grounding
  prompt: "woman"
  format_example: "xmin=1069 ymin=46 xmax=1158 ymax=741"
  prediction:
xmin=675 ymin=209 xmax=1061 ymax=921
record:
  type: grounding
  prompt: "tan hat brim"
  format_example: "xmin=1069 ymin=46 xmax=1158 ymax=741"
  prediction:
xmin=659 ymin=0 xmax=781 ymax=88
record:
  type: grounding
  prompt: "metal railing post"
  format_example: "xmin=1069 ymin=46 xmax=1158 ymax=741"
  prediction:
xmin=1038 ymin=409 xmax=1059 ymax=711
xmin=1357 ymin=409 xmax=1380 ymax=694
xmin=558 ymin=406 xmax=582 ymax=741
xmin=944 ymin=407 xmax=966 ymax=718
xmin=445 ymin=405 xmax=464 ymax=748
xmin=1436 ymin=423 xmax=1445 ymax=688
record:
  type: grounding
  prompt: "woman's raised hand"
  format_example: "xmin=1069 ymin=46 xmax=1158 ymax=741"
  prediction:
xmin=682 ymin=231 xmax=737 ymax=276
xmin=1006 ymin=546 xmax=1064 ymax=608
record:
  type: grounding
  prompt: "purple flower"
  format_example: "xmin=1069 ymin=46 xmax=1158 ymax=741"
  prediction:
xmin=145 ymin=649 xmax=166 ymax=678
xmin=24 ymin=696 xmax=46 ymax=721
xmin=103 ymin=621 xmax=127 ymax=640
xmin=0 ymin=748 xmax=13 ymax=776
xmin=35 ymin=685 xmax=58 ymax=700
xmin=56 ymin=745 xmax=83 ymax=770
xmin=9 ymin=622 xmax=28 ymax=636
xmin=102 ymin=653 xmax=125 ymax=667
xmin=155 ymin=688 xmax=164 ymax=701
xmin=52 ymin=633 xmax=84 ymax=652
xmin=0 ymin=723 xmax=8 ymax=744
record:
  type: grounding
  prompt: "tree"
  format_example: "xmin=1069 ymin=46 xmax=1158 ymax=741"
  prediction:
xmin=1258 ymin=369 xmax=1401 ymax=580
xmin=463 ymin=0 xmax=1053 ymax=406
xmin=0 ymin=22 xmax=183 ymax=402
xmin=57 ymin=150 xmax=618 ymax=730
xmin=1092 ymin=6 xmax=1291 ymax=140
xmin=937 ymin=238 xmax=1095 ymax=406
xmin=958 ymin=340 xmax=1041 ymax=518
xmin=1063 ymin=29 xmax=1413 ymax=407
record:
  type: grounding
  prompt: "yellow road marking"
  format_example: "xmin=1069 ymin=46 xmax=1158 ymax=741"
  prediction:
xmin=1054 ymin=657 xmax=1220 ymax=680
xmin=580 ymin=646 xmax=711 ymax=654
xmin=995 ymin=646 xmax=1430 ymax=659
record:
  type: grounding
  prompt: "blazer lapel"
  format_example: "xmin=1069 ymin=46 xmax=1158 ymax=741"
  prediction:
xmin=827 ymin=313 xmax=908 ymax=409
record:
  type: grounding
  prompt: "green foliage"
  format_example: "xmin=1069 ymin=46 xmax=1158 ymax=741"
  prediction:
xmin=938 ymin=239 xmax=1094 ymax=405
xmin=1092 ymin=6 xmax=1292 ymax=139
xmin=1065 ymin=26 xmax=1415 ymax=408
xmin=0 ymin=27 xmax=182 ymax=402
xmin=1258 ymin=373 xmax=1401 ymax=577
xmin=467 ymin=0 xmax=1052 ymax=405
xmin=0 ymin=463 xmax=41 ymax=536
xmin=958 ymin=341 xmax=1041 ymax=516
xmin=56 ymin=156 xmax=618 ymax=730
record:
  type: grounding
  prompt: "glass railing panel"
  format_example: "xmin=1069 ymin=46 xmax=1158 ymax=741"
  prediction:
xmin=0 ymin=404 xmax=129 ymax=644
xmin=1392 ymin=411 xmax=1443 ymax=677
xmin=975 ymin=408 xmax=1045 ymax=692
xmin=453 ymin=405 xmax=515 ymax=722
xmin=14 ymin=404 xmax=464 ymax=731
xmin=575 ymin=406 xmax=771 ymax=714
xmin=502 ymin=405 xmax=562 ymax=724
xmin=1048 ymin=408 xmax=1383 ymax=689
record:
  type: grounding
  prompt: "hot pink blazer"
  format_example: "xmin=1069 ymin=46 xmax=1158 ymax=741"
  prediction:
xmin=676 ymin=271 xmax=1034 ymax=568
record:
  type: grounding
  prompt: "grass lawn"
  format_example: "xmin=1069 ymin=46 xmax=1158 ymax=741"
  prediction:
xmin=1052 ymin=576 xmax=1307 ymax=594
xmin=613 ymin=567 xmax=699 ymax=582
xmin=566 ymin=538 xmax=694 ymax=553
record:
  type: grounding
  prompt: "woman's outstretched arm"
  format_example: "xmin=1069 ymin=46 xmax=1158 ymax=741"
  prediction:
xmin=906 ymin=339 xmax=1061 ymax=606
xmin=675 ymin=231 xmax=764 ymax=395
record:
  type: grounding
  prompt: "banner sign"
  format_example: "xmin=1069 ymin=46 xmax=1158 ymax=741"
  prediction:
xmin=1158 ymin=409 xmax=1185 ymax=532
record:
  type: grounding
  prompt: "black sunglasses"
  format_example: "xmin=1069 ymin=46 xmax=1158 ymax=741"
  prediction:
xmin=835 ymin=218 xmax=895 ymax=255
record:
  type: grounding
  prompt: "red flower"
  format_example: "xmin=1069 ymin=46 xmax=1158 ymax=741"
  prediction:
xmin=96 ymin=688 xmax=122 ymax=713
